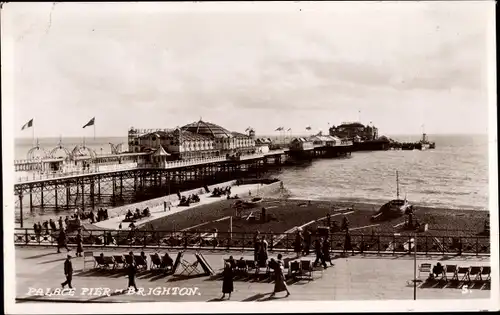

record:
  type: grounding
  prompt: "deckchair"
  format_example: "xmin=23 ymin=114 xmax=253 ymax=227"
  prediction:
xmin=299 ymin=260 xmax=314 ymax=280
xmin=135 ymin=255 xmax=148 ymax=270
xmin=418 ymin=263 xmax=432 ymax=279
xmin=150 ymin=253 xmax=162 ymax=269
xmin=456 ymin=266 xmax=469 ymax=282
xmin=468 ymin=266 xmax=482 ymax=282
xmin=480 ymin=266 xmax=491 ymax=281
xmin=93 ymin=255 xmax=106 ymax=269
xmin=113 ymin=255 xmax=126 ymax=269
xmin=178 ymin=258 xmax=200 ymax=276
xmin=102 ymin=256 xmax=116 ymax=269
xmin=443 ymin=265 xmax=458 ymax=281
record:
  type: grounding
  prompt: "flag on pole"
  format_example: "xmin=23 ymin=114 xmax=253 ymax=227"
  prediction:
xmin=83 ymin=117 xmax=95 ymax=128
xmin=275 ymin=127 xmax=283 ymax=131
xmin=21 ymin=119 xmax=33 ymax=130
xmin=305 ymin=126 xmax=312 ymax=131
xmin=287 ymin=128 xmax=291 ymax=131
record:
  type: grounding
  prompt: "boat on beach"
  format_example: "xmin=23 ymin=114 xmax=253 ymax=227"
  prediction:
xmin=371 ymin=171 xmax=413 ymax=221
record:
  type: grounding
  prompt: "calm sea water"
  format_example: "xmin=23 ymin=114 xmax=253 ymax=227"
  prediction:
xmin=14 ymin=134 xmax=490 ymax=211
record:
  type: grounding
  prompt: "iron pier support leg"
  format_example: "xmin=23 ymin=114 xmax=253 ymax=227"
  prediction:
xmin=66 ymin=185 xmax=70 ymax=210
xmin=120 ymin=174 xmax=123 ymax=199
xmin=19 ymin=193 xmax=24 ymax=228
xmin=90 ymin=180 xmax=95 ymax=210
xmin=134 ymin=174 xmax=137 ymax=191
xmin=97 ymin=177 xmax=101 ymax=201
xmin=112 ymin=177 xmax=116 ymax=206
xmin=29 ymin=186 xmax=33 ymax=213
xmin=40 ymin=183 xmax=44 ymax=208
xmin=81 ymin=181 xmax=85 ymax=210
xmin=55 ymin=184 xmax=58 ymax=210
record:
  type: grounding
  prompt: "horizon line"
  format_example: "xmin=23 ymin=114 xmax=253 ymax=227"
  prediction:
xmin=14 ymin=132 xmax=489 ymax=140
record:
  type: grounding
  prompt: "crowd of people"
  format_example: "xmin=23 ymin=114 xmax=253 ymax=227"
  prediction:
xmin=31 ymin=207 xmax=112 ymax=239
xmin=124 ymin=207 xmax=151 ymax=222
xmin=210 ymin=186 xmax=231 ymax=197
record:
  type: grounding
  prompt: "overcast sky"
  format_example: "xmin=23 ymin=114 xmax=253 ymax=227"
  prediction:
xmin=3 ymin=2 xmax=495 ymax=138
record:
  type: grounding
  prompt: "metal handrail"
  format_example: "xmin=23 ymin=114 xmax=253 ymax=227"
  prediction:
xmin=14 ymin=151 xmax=287 ymax=183
xmin=14 ymin=228 xmax=490 ymax=256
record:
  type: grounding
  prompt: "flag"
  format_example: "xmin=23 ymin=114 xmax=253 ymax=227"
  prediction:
xmin=305 ymin=126 xmax=312 ymax=131
xmin=21 ymin=119 xmax=33 ymax=130
xmin=287 ymin=128 xmax=291 ymax=131
xmin=275 ymin=127 xmax=283 ymax=131
xmin=83 ymin=117 xmax=95 ymax=128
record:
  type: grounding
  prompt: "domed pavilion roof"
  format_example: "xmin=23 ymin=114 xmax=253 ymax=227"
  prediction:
xmin=181 ymin=120 xmax=233 ymax=138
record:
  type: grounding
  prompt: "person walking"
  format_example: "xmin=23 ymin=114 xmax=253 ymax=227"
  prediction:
xmin=294 ymin=230 xmax=304 ymax=258
xmin=303 ymin=229 xmax=312 ymax=256
xmin=221 ymin=262 xmax=234 ymax=300
xmin=75 ymin=229 xmax=83 ymax=257
xmin=270 ymin=254 xmax=290 ymax=298
xmin=57 ymin=229 xmax=70 ymax=253
xmin=323 ymin=236 xmax=334 ymax=266
xmin=314 ymin=237 xmax=327 ymax=268
xmin=126 ymin=252 xmax=138 ymax=292
xmin=259 ymin=236 xmax=269 ymax=267
xmin=343 ymin=228 xmax=354 ymax=256
xmin=253 ymin=231 xmax=261 ymax=263
xmin=61 ymin=254 xmax=73 ymax=289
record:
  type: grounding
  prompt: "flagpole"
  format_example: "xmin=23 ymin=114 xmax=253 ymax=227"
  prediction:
xmin=32 ymin=122 xmax=35 ymax=148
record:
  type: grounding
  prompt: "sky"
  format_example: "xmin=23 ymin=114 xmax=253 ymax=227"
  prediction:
xmin=2 ymin=1 xmax=495 ymax=138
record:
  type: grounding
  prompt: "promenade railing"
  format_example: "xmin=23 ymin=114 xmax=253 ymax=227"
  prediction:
xmin=14 ymin=228 xmax=490 ymax=256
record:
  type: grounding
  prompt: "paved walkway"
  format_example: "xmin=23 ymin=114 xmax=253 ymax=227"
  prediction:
xmin=15 ymin=247 xmax=490 ymax=303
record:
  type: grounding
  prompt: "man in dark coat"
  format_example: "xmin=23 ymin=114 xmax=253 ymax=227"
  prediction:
xmin=343 ymin=229 xmax=354 ymax=255
xmin=322 ymin=237 xmax=334 ymax=266
xmin=303 ymin=229 xmax=312 ymax=256
xmin=76 ymin=230 xmax=83 ymax=257
xmin=314 ymin=237 xmax=327 ymax=268
xmin=61 ymin=254 xmax=73 ymax=289
xmin=57 ymin=229 xmax=70 ymax=253
xmin=126 ymin=252 xmax=138 ymax=292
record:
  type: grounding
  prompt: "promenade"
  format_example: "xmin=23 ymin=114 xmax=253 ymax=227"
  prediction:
xmin=15 ymin=246 xmax=490 ymax=303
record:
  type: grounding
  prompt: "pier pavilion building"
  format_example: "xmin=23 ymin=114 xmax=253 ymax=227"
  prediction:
xmin=128 ymin=120 xmax=256 ymax=160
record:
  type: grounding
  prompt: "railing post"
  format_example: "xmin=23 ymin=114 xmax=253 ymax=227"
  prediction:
xmin=184 ymin=232 xmax=187 ymax=249
xmin=25 ymin=228 xmax=29 ymax=245
xmin=360 ymin=234 xmax=364 ymax=254
xmin=377 ymin=235 xmax=380 ymax=254
xmin=392 ymin=234 xmax=396 ymax=256
xmin=425 ymin=235 xmax=428 ymax=255
xmin=476 ymin=237 xmax=479 ymax=256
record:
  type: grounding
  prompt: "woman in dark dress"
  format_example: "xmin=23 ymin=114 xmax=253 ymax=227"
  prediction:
xmin=76 ymin=230 xmax=83 ymax=257
xmin=343 ymin=229 xmax=354 ymax=255
xmin=221 ymin=263 xmax=234 ymax=300
xmin=294 ymin=230 xmax=304 ymax=257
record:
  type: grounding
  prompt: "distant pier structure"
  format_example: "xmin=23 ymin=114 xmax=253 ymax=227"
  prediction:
xmin=13 ymin=119 xmax=357 ymax=227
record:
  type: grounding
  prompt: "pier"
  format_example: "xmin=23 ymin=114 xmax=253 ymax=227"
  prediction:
xmin=13 ymin=151 xmax=291 ymax=227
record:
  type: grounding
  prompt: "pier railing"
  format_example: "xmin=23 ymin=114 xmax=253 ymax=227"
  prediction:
xmin=14 ymin=228 xmax=490 ymax=256
xmin=14 ymin=154 xmax=277 ymax=183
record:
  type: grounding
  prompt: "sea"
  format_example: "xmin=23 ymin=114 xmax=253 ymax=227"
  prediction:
xmin=13 ymin=134 xmax=490 ymax=211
